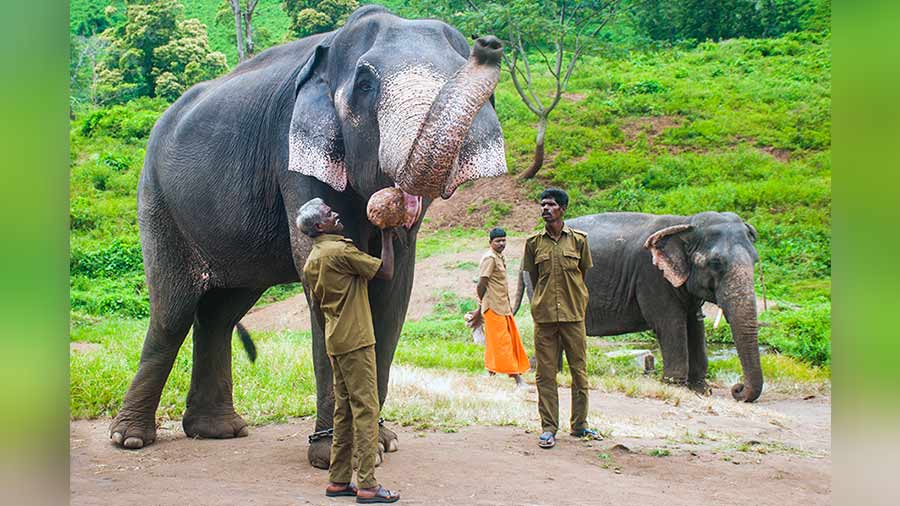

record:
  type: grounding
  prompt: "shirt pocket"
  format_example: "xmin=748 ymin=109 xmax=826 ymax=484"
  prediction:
xmin=563 ymin=250 xmax=581 ymax=271
xmin=535 ymin=252 xmax=551 ymax=278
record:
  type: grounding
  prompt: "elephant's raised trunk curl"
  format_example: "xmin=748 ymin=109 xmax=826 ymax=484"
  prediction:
xmin=718 ymin=268 xmax=764 ymax=402
xmin=397 ymin=36 xmax=503 ymax=199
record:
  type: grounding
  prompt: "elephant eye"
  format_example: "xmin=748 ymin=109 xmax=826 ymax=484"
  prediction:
xmin=356 ymin=79 xmax=374 ymax=92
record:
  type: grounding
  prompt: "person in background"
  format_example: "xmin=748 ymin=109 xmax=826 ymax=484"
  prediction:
xmin=477 ymin=227 xmax=530 ymax=388
xmin=299 ymin=198 xmax=400 ymax=504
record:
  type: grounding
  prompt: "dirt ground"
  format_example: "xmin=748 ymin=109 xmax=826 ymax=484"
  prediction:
xmin=74 ymin=178 xmax=829 ymax=504
xmin=71 ymin=387 xmax=830 ymax=506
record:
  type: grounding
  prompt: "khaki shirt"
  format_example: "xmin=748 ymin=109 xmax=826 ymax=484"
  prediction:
xmin=302 ymin=234 xmax=382 ymax=355
xmin=522 ymin=225 xmax=593 ymax=323
xmin=478 ymin=249 xmax=512 ymax=316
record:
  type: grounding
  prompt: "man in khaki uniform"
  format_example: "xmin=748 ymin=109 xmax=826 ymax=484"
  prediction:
xmin=522 ymin=188 xmax=600 ymax=449
xmin=298 ymin=198 xmax=400 ymax=503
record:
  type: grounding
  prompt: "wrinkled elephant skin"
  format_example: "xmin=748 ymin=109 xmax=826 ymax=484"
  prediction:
xmin=109 ymin=5 xmax=506 ymax=464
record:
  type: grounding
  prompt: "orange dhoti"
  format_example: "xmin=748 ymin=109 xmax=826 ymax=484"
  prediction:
xmin=483 ymin=309 xmax=530 ymax=375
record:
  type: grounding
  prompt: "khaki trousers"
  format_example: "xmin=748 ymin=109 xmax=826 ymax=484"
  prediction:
xmin=533 ymin=321 xmax=589 ymax=434
xmin=328 ymin=345 xmax=379 ymax=489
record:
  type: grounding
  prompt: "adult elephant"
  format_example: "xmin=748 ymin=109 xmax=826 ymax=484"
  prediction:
xmin=109 ymin=4 xmax=507 ymax=470
xmin=514 ymin=212 xmax=763 ymax=402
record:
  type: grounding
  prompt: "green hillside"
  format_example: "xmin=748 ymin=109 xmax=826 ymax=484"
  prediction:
xmin=68 ymin=6 xmax=830 ymax=365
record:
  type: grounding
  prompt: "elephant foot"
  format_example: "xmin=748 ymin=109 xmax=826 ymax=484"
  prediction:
xmin=182 ymin=409 xmax=249 ymax=440
xmin=109 ymin=409 xmax=157 ymax=449
xmin=308 ymin=437 xmax=332 ymax=470
xmin=662 ymin=375 xmax=688 ymax=387
xmin=688 ymin=379 xmax=712 ymax=396
xmin=307 ymin=435 xmax=384 ymax=469
xmin=379 ymin=424 xmax=399 ymax=453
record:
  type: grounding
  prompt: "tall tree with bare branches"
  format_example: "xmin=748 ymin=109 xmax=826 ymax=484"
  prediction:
xmin=218 ymin=0 xmax=260 ymax=63
xmin=409 ymin=0 xmax=620 ymax=178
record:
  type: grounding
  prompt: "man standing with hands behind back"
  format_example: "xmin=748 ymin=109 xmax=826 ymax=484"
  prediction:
xmin=299 ymin=198 xmax=400 ymax=503
xmin=522 ymin=188 xmax=601 ymax=449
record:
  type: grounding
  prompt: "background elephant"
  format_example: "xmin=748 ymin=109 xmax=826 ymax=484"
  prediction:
xmin=514 ymin=211 xmax=763 ymax=402
xmin=109 ymin=4 xmax=507 ymax=469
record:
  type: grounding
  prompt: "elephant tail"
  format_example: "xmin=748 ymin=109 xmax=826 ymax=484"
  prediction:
xmin=512 ymin=269 xmax=532 ymax=316
xmin=235 ymin=322 xmax=257 ymax=362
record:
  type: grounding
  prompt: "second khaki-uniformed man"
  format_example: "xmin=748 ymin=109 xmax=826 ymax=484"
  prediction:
xmin=298 ymin=198 xmax=400 ymax=503
xmin=522 ymin=188 xmax=600 ymax=449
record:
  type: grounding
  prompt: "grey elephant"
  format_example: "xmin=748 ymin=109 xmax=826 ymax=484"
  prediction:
xmin=514 ymin=211 xmax=763 ymax=402
xmin=109 ymin=5 xmax=507 ymax=469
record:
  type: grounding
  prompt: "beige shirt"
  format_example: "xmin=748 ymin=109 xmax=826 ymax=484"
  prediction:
xmin=479 ymin=249 xmax=512 ymax=316
xmin=302 ymin=234 xmax=382 ymax=355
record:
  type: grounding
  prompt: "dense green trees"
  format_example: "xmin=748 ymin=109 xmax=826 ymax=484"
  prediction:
xmin=281 ymin=0 xmax=358 ymax=39
xmin=91 ymin=0 xmax=227 ymax=104
xmin=627 ymin=0 xmax=830 ymax=43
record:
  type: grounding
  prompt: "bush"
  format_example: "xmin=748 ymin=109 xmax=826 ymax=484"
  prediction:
xmin=759 ymin=305 xmax=831 ymax=366
xmin=70 ymin=239 xmax=143 ymax=278
xmin=78 ymin=98 xmax=168 ymax=140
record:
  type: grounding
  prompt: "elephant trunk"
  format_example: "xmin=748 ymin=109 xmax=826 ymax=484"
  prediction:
xmin=718 ymin=267 xmax=764 ymax=402
xmin=512 ymin=269 xmax=526 ymax=316
xmin=397 ymin=36 xmax=503 ymax=199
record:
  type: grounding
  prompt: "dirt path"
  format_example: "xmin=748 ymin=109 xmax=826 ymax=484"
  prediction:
xmin=71 ymin=388 xmax=830 ymax=506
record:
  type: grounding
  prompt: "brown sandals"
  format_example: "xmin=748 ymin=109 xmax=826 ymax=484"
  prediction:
xmin=356 ymin=485 xmax=400 ymax=503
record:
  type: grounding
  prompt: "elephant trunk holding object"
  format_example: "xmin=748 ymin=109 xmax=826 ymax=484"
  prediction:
xmin=513 ymin=211 xmax=764 ymax=402
xmin=398 ymin=36 xmax=503 ymax=199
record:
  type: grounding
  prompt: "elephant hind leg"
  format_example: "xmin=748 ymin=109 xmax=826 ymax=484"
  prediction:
xmin=110 ymin=261 xmax=200 ymax=449
xmin=182 ymin=287 xmax=264 ymax=440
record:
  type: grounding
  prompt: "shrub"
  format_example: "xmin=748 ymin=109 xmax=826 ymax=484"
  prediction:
xmin=77 ymin=98 xmax=167 ymax=140
xmin=759 ymin=305 xmax=831 ymax=366
xmin=70 ymin=239 xmax=143 ymax=278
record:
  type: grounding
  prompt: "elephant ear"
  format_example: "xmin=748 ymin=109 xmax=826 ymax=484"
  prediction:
xmin=287 ymin=43 xmax=347 ymax=192
xmin=643 ymin=224 xmax=695 ymax=287
xmin=745 ymin=222 xmax=758 ymax=242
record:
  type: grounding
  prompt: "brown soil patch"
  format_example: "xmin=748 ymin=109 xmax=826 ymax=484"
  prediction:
xmin=733 ymin=136 xmax=793 ymax=162
xmin=70 ymin=342 xmax=101 ymax=354
xmin=421 ymin=174 xmax=539 ymax=234
xmin=562 ymin=92 xmax=587 ymax=102
xmin=759 ymin=145 xmax=792 ymax=162
xmin=620 ymin=115 xmax=684 ymax=146
xmin=70 ymin=391 xmax=831 ymax=505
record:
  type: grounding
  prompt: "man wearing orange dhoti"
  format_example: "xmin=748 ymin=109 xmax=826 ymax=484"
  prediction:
xmin=477 ymin=228 xmax=530 ymax=387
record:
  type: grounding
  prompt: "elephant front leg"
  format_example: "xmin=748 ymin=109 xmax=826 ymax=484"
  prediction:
xmin=651 ymin=317 xmax=690 ymax=385
xmin=687 ymin=308 xmax=711 ymax=395
xmin=307 ymin=320 xmax=385 ymax=469
xmin=368 ymin=235 xmax=416 ymax=456
xmin=308 ymin=303 xmax=336 ymax=469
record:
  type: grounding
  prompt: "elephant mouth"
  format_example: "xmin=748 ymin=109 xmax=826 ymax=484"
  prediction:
xmin=398 ymin=186 xmax=423 ymax=229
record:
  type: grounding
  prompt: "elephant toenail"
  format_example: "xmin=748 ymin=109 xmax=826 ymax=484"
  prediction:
xmin=111 ymin=432 xmax=123 ymax=445
xmin=236 ymin=426 xmax=249 ymax=437
xmin=123 ymin=437 xmax=144 ymax=449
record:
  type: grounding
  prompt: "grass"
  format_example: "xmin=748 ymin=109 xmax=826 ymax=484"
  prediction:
xmin=71 ymin=320 xmax=317 ymax=423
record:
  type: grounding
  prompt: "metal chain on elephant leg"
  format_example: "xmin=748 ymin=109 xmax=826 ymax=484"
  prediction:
xmin=307 ymin=418 xmax=385 ymax=444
